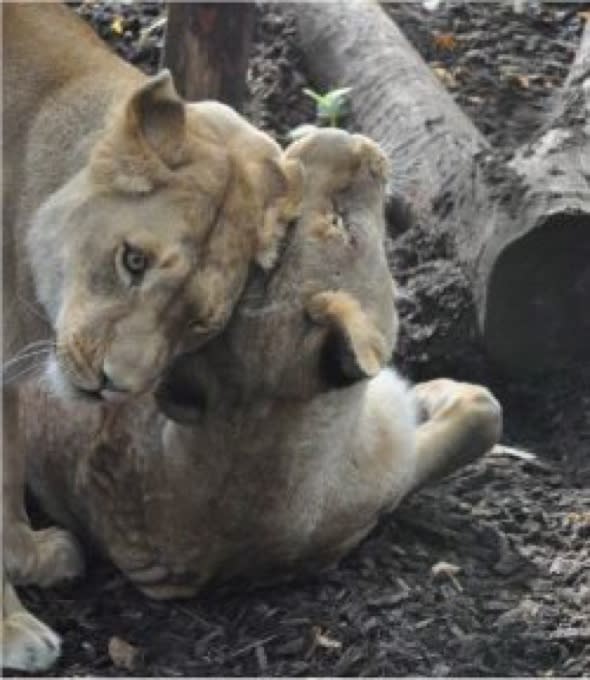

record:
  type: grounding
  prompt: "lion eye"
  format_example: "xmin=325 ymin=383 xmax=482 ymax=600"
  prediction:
xmin=122 ymin=243 xmax=148 ymax=280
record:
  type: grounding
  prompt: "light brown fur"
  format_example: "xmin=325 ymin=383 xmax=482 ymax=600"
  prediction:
xmin=2 ymin=4 xmax=300 ymax=670
xmin=17 ymin=129 xmax=501 ymax=621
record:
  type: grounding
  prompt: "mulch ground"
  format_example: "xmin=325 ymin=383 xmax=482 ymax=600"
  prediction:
xmin=14 ymin=2 xmax=590 ymax=676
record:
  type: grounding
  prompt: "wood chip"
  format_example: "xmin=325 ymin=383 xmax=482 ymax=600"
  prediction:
xmin=432 ymin=65 xmax=458 ymax=89
xmin=492 ymin=444 xmax=537 ymax=461
xmin=550 ymin=627 xmax=590 ymax=641
xmin=509 ymin=73 xmax=530 ymax=89
xmin=312 ymin=626 xmax=342 ymax=650
xmin=563 ymin=512 xmax=590 ymax=529
xmin=431 ymin=561 xmax=463 ymax=591
xmin=138 ymin=15 xmax=167 ymax=49
xmin=255 ymin=644 xmax=268 ymax=672
xmin=110 ymin=16 xmax=124 ymax=36
xmin=433 ymin=32 xmax=458 ymax=51
xmin=108 ymin=636 xmax=141 ymax=672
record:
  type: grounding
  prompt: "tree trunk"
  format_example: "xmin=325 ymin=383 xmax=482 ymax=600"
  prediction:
xmin=162 ymin=2 xmax=255 ymax=110
xmin=295 ymin=3 xmax=590 ymax=374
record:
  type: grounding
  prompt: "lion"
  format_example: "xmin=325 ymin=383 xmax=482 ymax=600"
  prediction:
xmin=16 ymin=129 xmax=502 ymax=663
xmin=2 ymin=4 xmax=301 ymax=671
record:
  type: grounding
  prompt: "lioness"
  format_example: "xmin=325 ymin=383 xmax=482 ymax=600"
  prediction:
xmin=19 ymin=130 xmax=501 ymax=631
xmin=3 ymin=4 xmax=300 ymax=670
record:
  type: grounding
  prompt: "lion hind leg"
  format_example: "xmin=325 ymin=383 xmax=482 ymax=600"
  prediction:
xmin=2 ymin=578 xmax=61 ymax=672
xmin=409 ymin=379 xmax=502 ymax=494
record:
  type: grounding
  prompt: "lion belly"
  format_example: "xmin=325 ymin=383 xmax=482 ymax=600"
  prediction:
xmin=21 ymin=372 xmax=416 ymax=599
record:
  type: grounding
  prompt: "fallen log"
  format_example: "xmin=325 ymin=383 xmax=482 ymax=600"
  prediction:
xmin=295 ymin=3 xmax=590 ymax=373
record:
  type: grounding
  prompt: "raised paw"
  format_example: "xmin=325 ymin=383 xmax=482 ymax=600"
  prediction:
xmin=412 ymin=379 xmax=502 ymax=437
xmin=4 ymin=523 xmax=84 ymax=587
xmin=2 ymin=608 xmax=61 ymax=672
xmin=410 ymin=379 xmax=503 ymax=491
xmin=412 ymin=378 xmax=461 ymax=422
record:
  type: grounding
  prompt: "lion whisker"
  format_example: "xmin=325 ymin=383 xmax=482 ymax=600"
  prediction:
xmin=2 ymin=361 xmax=47 ymax=386
xmin=13 ymin=339 xmax=54 ymax=352
xmin=3 ymin=348 xmax=53 ymax=371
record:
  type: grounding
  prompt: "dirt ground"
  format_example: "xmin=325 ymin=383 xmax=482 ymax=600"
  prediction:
xmin=15 ymin=2 xmax=590 ymax=677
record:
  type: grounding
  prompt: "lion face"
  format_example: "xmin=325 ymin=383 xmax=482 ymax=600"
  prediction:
xmin=26 ymin=72 xmax=302 ymax=401
xmin=35 ymin=183 xmax=209 ymax=399
xmin=157 ymin=129 xmax=398 ymax=421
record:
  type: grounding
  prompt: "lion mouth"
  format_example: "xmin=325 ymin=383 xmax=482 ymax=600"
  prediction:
xmin=48 ymin=357 xmax=136 ymax=404
xmin=72 ymin=385 xmax=105 ymax=403
xmin=78 ymin=372 xmax=136 ymax=403
xmin=71 ymin=383 xmax=133 ymax=404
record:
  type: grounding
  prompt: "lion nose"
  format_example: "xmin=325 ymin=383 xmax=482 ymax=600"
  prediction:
xmin=100 ymin=370 xmax=128 ymax=394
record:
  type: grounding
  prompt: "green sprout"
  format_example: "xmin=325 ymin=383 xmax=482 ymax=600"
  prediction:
xmin=303 ymin=87 xmax=352 ymax=127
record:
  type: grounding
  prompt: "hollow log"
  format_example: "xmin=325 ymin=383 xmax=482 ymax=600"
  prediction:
xmin=483 ymin=24 xmax=590 ymax=371
xmin=295 ymin=3 xmax=590 ymax=374
xmin=162 ymin=2 xmax=255 ymax=110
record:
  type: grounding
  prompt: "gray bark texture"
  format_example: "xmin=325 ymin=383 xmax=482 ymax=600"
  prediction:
xmin=296 ymin=2 xmax=590 ymax=374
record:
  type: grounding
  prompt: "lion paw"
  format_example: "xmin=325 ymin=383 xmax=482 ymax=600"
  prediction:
xmin=5 ymin=524 xmax=84 ymax=587
xmin=2 ymin=610 xmax=61 ymax=672
xmin=411 ymin=378 xmax=459 ymax=421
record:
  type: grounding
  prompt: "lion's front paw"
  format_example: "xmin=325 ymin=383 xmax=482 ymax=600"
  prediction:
xmin=5 ymin=524 xmax=84 ymax=587
xmin=2 ymin=609 xmax=61 ymax=672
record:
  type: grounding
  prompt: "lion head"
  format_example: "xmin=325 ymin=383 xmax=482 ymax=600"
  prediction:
xmin=26 ymin=71 xmax=302 ymax=401
xmin=157 ymin=128 xmax=397 ymax=421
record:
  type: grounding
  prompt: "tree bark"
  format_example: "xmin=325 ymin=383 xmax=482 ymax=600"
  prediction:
xmin=162 ymin=2 xmax=255 ymax=110
xmin=295 ymin=2 xmax=590 ymax=374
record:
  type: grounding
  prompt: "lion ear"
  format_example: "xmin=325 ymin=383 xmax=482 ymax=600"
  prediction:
xmin=265 ymin=157 xmax=304 ymax=221
xmin=255 ymin=157 xmax=304 ymax=270
xmin=351 ymin=135 xmax=390 ymax=182
xmin=307 ymin=290 xmax=389 ymax=387
xmin=90 ymin=70 xmax=188 ymax=193
xmin=125 ymin=70 xmax=187 ymax=168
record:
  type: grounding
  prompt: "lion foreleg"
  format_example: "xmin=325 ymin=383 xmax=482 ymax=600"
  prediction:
xmin=3 ymin=388 xmax=84 ymax=587
xmin=1 ymin=576 xmax=61 ymax=672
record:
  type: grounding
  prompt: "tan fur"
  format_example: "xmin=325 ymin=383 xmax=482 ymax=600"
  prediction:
xmin=16 ymin=130 xmax=502 ymax=617
xmin=306 ymin=290 xmax=389 ymax=377
xmin=2 ymin=4 xmax=300 ymax=670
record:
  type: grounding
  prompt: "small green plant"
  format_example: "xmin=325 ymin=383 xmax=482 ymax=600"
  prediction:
xmin=287 ymin=86 xmax=353 ymax=142
xmin=303 ymin=87 xmax=352 ymax=127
